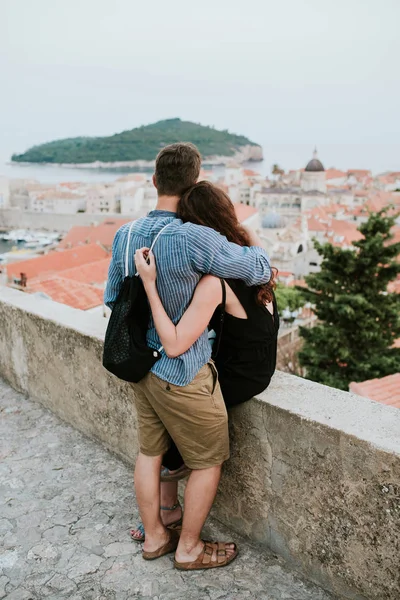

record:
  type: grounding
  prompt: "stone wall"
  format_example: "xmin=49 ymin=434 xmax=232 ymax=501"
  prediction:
xmin=0 ymin=287 xmax=399 ymax=600
xmin=0 ymin=207 xmax=126 ymax=233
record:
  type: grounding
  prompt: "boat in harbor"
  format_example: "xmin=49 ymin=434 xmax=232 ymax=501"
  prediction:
xmin=23 ymin=238 xmax=53 ymax=249
xmin=2 ymin=229 xmax=60 ymax=244
xmin=2 ymin=229 xmax=28 ymax=242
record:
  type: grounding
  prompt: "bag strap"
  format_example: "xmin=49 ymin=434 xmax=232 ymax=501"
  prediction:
xmin=134 ymin=222 xmax=172 ymax=277
xmin=125 ymin=220 xmax=137 ymax=278
xmin=124 ymin=221 xmax=172 ymax=278
xmin=149 ymin=223 xmax=171 ymax=252
xmin=212 ymin=279 xmax=226 ymax=359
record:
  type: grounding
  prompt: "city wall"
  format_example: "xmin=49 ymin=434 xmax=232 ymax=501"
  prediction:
xmin=0 ymin=287 xmax=399 ymax=600
xmin=0 ymin=207 xmax=126 ymax=233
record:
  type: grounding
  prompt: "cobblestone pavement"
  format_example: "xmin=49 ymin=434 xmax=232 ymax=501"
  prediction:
xmin=0 ymin=379 xmax=336 ymax=600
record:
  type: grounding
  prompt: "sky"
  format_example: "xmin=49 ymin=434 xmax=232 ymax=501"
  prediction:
xmin=1 ymin=0 xmax=400 ymax=173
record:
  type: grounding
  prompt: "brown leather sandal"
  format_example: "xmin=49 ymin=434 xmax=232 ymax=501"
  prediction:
xmin=174 ymin=540 xmax=238 ymax=570
xmin=130 ymin=502 xmax=183 ymax=542
xmin=142 ymin=529 xmax=180 ymax=561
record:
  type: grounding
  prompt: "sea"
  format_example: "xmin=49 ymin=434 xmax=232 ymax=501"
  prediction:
xmin=0 ymin=239 xmax=24 ymax=255
xmin=1 ymin=141 xmax=400 ymax=184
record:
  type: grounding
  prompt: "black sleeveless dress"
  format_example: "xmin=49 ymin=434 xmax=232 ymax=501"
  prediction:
xmin=210 ymin=279 xmax=279 ymax=408
xmin=162 ymin=279 xmax=279 ymax=470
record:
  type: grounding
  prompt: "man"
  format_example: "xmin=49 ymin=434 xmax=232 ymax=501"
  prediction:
xmin=105 ymin=142 xmax=271 ymax=570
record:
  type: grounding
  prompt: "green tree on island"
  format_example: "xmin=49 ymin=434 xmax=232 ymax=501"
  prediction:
xmin=298 ymin=209 xmax=400 ymax=390
xmin=11 ymin=119 xmax=260 ymax=165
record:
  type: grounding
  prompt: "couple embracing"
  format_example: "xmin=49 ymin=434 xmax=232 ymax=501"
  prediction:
xmin=105 ymin=142 xmax=278 ymax=571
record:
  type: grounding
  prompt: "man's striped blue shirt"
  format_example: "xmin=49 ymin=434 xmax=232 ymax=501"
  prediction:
xmin=104 ymin=210 xmax=271 ymax=386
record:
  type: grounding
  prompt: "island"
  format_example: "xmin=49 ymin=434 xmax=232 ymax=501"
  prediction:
xmin=11 ymin=118 xmax=263 ymax=167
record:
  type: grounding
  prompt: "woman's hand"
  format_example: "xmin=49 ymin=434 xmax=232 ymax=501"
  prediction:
xmin=135 ymin=248 xmax=157 ymax=285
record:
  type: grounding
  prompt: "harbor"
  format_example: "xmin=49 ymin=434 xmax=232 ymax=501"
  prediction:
xmin=0 ymin=229 xmax=61 ymax=264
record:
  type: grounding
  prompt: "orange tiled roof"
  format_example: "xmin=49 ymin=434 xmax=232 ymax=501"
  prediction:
xmin=327 ymin=184 xmax=351 ymax=191
xmin=347 ymin=169 xmax=371 ymax=177
xmin=325 ymin=168 xmax=346 ymax=180
xmin=350 ymin=374 xmax=400 ymax=409
xmin=327 ymin=219 xmax=363 ymax=246
xmin=388 ymin=276 xmax=400 ymax=294
xmin=59 ymin=182 xmax=83 ymax=188
xmin=35 ymin=191 xmax=83 ymax=200
xmin=243 ymin=169 xmax=260 ymax=177
xmin=307 ymin=216 xmax=327 ymax=231
xmin=28 ymin=277 xmax=104 ymax=311
xmin=58 ymin=218 xmax=131 ymax=250
xmin=278 ymin=270 xmax=294 ymax=277
xmin=233 ymin=203 xmax=258 ymax=223
xmin=307 ymin=214 xmax=363 ymax=246
xmin=6 ymin=244 xmax=109 ymax=281
xmin=57 ymin=258 xmax=111 ymax=285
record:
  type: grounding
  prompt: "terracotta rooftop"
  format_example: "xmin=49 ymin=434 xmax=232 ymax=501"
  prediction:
xmin=243 ymin=169 xmax=260 ymax=177
xmin=29 ymin=258 xmax=111 ymax=288
xmin=58 ymin=218 xmax=131 ymax=250
xmin=35 ymin=191 xmax=84 ymax=200
xmin=28 ymin=277 xmax=104 ymax=311
xmin=59 ymin=182 xmax=83 ymax=189
xmin=307 ymin=216 xmax=327 ymax=232
xmin=347 ymin=170 xmax=371 ymax=177
xmin=325 ymin=168 xmax=346 ymax=180
xmin=307 ymin=212 xmax=363 ymax=246
xmin=350 ymin=373 xmax=400 ymax=409
xmin=6 ymin=244 xmax=109 ymax=281
xmin=327 ymin=219 xmax=363 ymax=247
xmin=233 ymin=203 xmax=258 ymax=223
xmin=58 ymin=258 xmax=111 ymax=285
xmin=388 ymin=276 xmax=400 ymax=294
xmin=327 ymin=184 xmax=351 ymax=191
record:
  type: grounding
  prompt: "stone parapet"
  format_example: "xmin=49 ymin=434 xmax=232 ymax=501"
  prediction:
xmin=0 ymin=287 xmax=399 ymax=600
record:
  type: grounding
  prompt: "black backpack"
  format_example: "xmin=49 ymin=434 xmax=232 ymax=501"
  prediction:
xmin=103 ymin=222 xmax=170 ymax=383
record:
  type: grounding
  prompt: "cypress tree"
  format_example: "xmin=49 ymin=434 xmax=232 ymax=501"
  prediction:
xmin=298 ymin=209 xmax=400 ymax=390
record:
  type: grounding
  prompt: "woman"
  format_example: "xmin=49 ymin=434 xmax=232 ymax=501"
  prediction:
xmin=131 ymin=181 xmax=279 ymax=540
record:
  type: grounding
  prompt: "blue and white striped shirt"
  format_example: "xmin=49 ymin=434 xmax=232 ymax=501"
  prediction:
xmin=105 ymin=210 xmax=271 ymax=386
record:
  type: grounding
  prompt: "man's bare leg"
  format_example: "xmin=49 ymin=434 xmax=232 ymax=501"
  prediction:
xmin=175 ymin=464 xmax=235 ymax=562
xmin=134 ymin=452 xmax=169 ymax=552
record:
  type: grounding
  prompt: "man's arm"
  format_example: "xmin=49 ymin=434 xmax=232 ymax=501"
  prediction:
xmin=104 ymin=229 xmax=124 ymax=309
xmin=186 ymin=224 xmax=271 ymax=285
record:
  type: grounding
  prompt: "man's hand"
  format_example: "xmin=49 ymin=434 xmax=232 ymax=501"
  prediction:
xmin=135 ymin=248 xmax=157 ymax=285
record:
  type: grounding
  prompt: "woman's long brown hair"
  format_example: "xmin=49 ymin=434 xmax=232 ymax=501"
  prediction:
xmin=178 ymin=181 xmax=277 ymax=305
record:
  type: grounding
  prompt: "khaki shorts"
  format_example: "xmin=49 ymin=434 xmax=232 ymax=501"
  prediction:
xmin=131 ymin=362 xmax=229 ymax=470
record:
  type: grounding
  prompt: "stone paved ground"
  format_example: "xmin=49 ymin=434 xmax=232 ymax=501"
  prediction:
xmin=0 ymin=379 xmax=336 ymax=600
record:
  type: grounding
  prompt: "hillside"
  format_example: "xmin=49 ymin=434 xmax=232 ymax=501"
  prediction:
xmin=11 ymin=118 xmax=262 ymax=165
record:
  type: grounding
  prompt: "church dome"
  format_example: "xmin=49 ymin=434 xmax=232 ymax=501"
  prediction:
xmin=262 ymin=212 xmax=283 ymax=228
xmin=305 ymin=148 xmax=324 ymax=172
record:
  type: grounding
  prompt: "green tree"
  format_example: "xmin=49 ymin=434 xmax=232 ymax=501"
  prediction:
xmin=275 ymin=284 xmax=304 ymax=313
xmin=271 ymin=164 xmax=284 ymax=177
xmin=298 ymin=210 xmax=400 ymax=390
